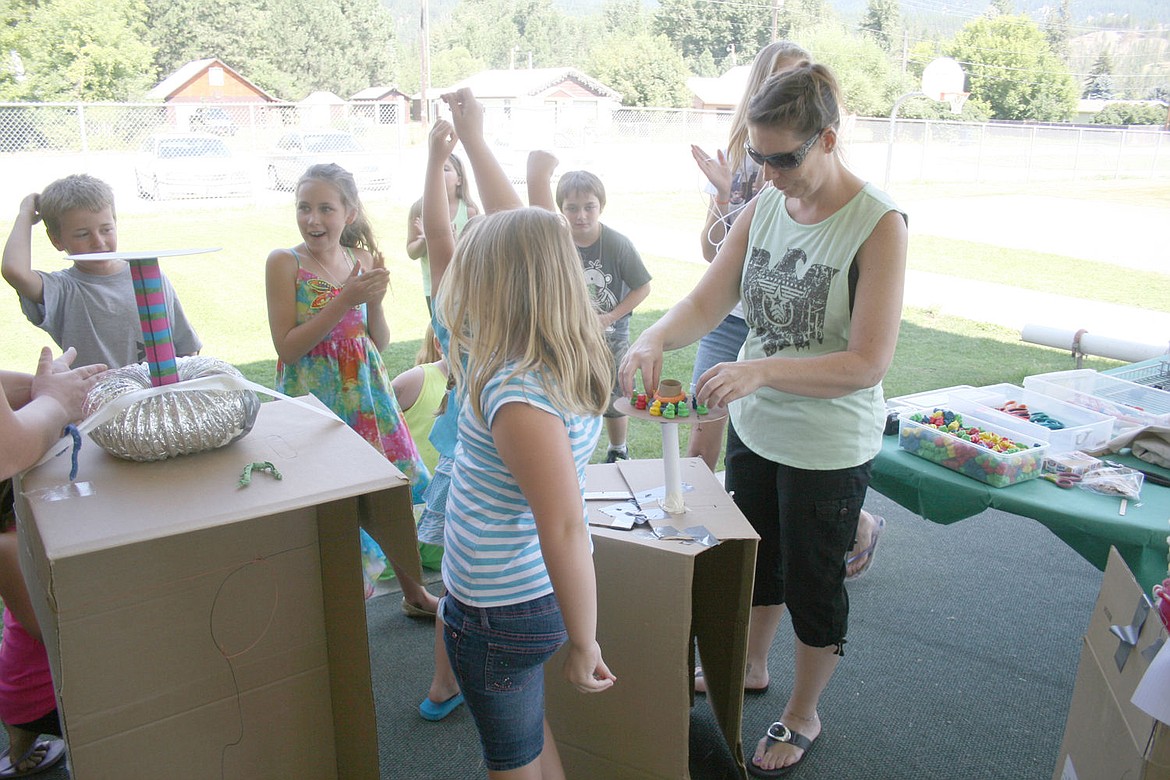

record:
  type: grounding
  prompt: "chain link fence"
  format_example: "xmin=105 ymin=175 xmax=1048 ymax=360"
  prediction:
xmin=0 ymin=101 xmax=1165 ymax=211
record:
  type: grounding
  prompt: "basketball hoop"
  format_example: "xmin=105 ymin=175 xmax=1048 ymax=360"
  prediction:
xmin=922 ymin=58 xmax=967 ymax=114
xmin=941 ymin=91 xmax=970 ymax=116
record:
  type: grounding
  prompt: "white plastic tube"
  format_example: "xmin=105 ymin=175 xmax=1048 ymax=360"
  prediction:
xmin=661 ymin=423 xmax=685 ymax=514
xmin=1020 ymin=324 xmax=1167 ymax=364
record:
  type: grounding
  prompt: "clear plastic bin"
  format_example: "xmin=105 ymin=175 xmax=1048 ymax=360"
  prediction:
xmin=949 ymin=384 xmax=1115 ymax=454
xmin=1023 ymin=369 xmax=1170 ymax=431
xmin=898 ymin=408 xmax=1049 ymax=488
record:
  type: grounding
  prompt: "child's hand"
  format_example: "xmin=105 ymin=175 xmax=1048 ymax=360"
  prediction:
xmin=563 ymin=641 xmax=616 ymax=694
xmin=19 ymin=193 xmax=42 ymax=224
xmin=691 ymin=145 xmax=731 ymax=202
xmin=429 ymin=119 xmax=458 ymax=161
xmin=442 ymin=88 xmax=484 ymax=144
xmin=339 ymin=261 xmax=389 ymax=306
xmin=31 ymin=346 xmax=106 ymax=424
xmin=526 ymin=150 xmax=559 ymax=181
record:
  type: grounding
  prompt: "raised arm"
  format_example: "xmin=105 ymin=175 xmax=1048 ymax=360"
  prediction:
xmin=691 ymin=146 xmax=732 ymax=262
xmin=423 ymin=121 xmax=459 ymax=299
xmin=442 ymin=89 xmax=523 ymax=213
xmin=2 ymin=193 xmax=47 ymax=303
xmin=526 ymin=150 xmax=559 ymax=211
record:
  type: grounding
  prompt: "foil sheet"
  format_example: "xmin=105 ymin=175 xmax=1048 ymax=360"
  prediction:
xmin=84 ymin=356 xmax=260 ymax=462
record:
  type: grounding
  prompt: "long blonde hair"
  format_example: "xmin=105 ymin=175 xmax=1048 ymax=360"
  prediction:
xmin=726 ymin=41 xmax=811 ymax=175
xmin=439 ymin=208 xmax=612 ymax=423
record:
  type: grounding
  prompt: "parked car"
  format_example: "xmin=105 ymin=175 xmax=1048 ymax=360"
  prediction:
xmin=265 ymin=131 xmax=391 ymax=191
xmin=134 ymin=133 xmax=251 ymax=200
xmin=188 ymin=106 xmax=237 ymax=136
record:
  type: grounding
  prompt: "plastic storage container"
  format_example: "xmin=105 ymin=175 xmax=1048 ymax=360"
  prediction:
xmin=886 ymin=385 xmax=975 ymax=414
xmin=1023 ymin=369 xmax=1170 ymax=431
xmin=949 ymin=384 xmax=1115 ymax=454
xmin=898 ymin=408 xmax=1049 ymax=488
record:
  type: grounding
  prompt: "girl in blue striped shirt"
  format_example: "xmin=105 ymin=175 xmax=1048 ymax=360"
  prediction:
xmin=435 ymin=104 xmax=618 ymax=772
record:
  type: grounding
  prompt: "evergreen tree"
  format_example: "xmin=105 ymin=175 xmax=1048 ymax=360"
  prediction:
xmin=1083 ymin=50 xmax=1114 ymax=100
xmin=1043 ymin=0 xmax=1071 ymax=62
xmin=859 ymin=0 xmax=900 ymax=53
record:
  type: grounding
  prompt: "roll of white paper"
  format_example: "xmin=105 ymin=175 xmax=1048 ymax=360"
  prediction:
xmin=1020 ymin=324 xmax=1166 ymax=363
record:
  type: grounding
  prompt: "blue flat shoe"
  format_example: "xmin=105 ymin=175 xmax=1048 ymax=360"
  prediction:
xmin=419 ymin=692 xmax=464 ymax=721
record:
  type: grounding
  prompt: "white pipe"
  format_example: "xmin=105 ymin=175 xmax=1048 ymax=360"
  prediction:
xmin=1020 ymin=324 xmax=1167 ymax=364
xmin=661 ymin=423 xmax=685 ymax=515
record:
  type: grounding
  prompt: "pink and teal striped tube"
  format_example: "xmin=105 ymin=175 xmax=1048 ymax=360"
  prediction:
xmin=128 ymin=258 xmax=178 ymax=387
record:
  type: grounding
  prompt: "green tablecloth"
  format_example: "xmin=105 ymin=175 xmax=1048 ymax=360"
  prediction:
xmin=871 ymin=435 xmax=1170 ymax=592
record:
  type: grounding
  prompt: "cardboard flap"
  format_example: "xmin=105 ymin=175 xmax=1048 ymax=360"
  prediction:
xmin=1086 ymin=547 xmax=1170 ymax=761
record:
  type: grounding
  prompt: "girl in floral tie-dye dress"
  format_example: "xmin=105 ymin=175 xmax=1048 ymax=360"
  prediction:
xmin=265 ymin=162 xmax=432 ymax=605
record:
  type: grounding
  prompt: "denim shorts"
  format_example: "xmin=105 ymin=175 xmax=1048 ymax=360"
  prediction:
xmin=691 ymin=314 xmax=749 ymax=386
xmin=724 ymin=421 xmax=872 ymax=650
xmin=441 ymin=593 xmax=568 ymax=771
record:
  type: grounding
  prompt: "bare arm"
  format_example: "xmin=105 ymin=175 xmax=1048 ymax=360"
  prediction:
xmin=0 ymin=532 xmax=41 ymax=641
xmin=599 ymin=282 xmax=650 ymax=329
xmin=619 ymin=200 xmax=756 ymax=396
xmin=492 ymin=403 xmax=616 ymax=694
xmin=526 ymin=150 xmax=559 ymax=211
xmin=0 ymin=347 xmax=106 ymax=480
xmin=264 ymin=249 xmax=390 ymax=364
xmin=360 ymin=248 xmax=390 ymax=351
xmin=423 ymin=121 xmax=459 ymax=300
xmin=390 ymin=365 xmax=424 ymax=412
xmin=443 ymin=89 xmax=523 ymax=214
xmin=691 ymin=146 xmax=732 ymax=262
xmin=2 ymin=193 xmax=46 ymax=303
xmin=696 ymin=210 xmax=909 ymax=407
xmin=405 ymin=200 xmax=427 ymax=260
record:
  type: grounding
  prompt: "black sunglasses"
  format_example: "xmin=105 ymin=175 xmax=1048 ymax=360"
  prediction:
xmin=744 ymin=129 xmax=824 ymax=171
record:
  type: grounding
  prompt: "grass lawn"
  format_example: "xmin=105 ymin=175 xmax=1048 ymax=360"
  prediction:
xmin=1 ymin=180 xmax=1157 ymax=470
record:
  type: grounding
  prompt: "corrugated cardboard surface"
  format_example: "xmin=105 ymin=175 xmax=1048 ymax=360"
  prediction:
xmin=546 ymin=457 xmax=758 ymax=779
xmin=15 ymin=397 xmax=416 ymax=779
xmin=1053 ymin=547 xmax=1170 ymax=780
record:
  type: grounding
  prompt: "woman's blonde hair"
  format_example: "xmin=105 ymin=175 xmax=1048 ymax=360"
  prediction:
xmin=726 ymin=41 xmax=811 ymax=175
xmin=439 ymin=208 xmax=612 ymax=423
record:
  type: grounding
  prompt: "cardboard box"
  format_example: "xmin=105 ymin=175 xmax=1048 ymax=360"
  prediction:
xmin=545 ymin=458 xmax=758 ymax=779
xmin=1053 ymin=547 xmax=1170 ymax=780
xmin=15 ymin=396 xmax=420 ymax=780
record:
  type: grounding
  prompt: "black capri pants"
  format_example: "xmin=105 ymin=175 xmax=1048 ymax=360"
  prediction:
xmin=724 ymin=421 xmax=872 ymax=649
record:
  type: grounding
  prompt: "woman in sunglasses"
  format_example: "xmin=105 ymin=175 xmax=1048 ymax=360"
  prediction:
xmin=621 ymin=61 xmax=907 ymax=778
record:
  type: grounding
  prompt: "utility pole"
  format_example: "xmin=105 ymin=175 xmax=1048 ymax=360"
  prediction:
xmin=771 ymin=0 xmax=783 ymax=43
xmin=420 ymin=0 xmax=431 ymax=123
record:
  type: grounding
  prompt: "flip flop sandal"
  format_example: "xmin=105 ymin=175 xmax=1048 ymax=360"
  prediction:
xmin=845 ymin=515 xmax=886 ymax=581
xmin=0 ymin=737 xmax=67 ymax=778
xmin=401 ymin=596 xmax=437 ymax=618
xmin=747 ymin=721 xmax=816 ymax=778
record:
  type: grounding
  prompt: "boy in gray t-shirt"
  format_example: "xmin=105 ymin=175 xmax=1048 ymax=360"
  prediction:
xmin=556 ymin=170 xmax=651 ymax=463
xmin=2 ymin=174 xmax=201 ymax=369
